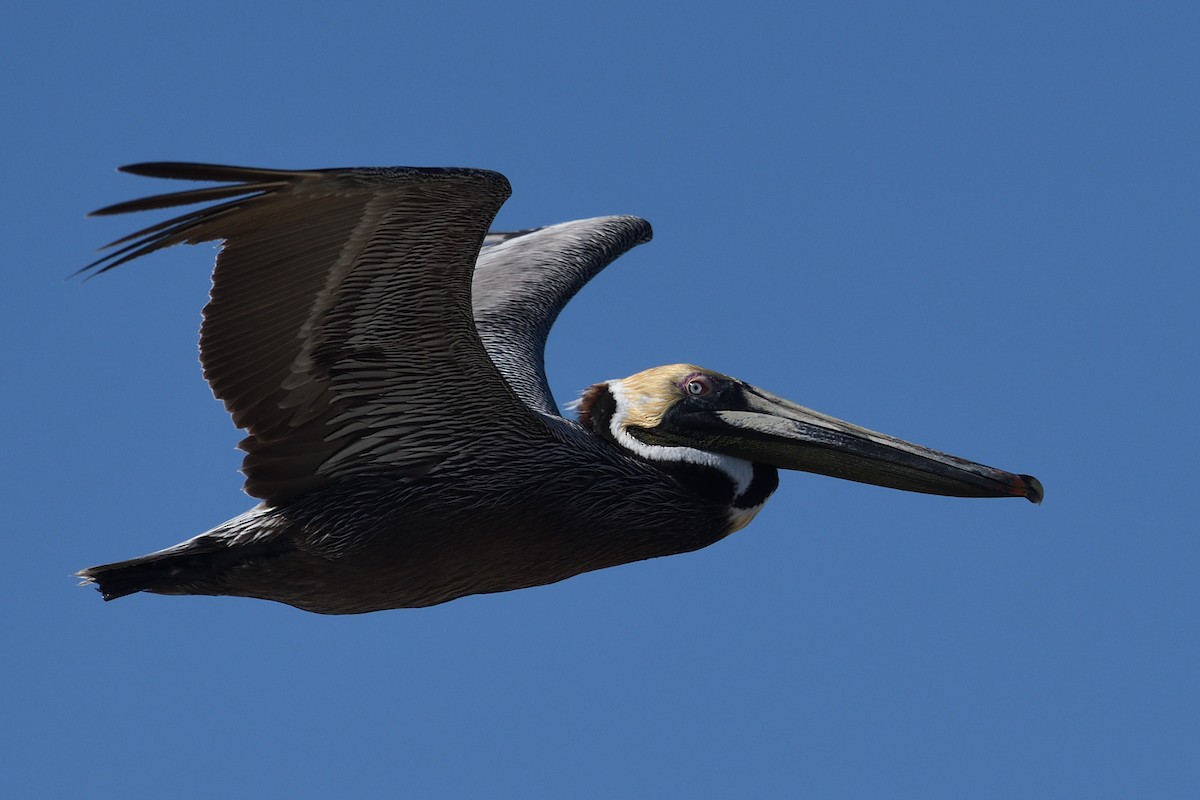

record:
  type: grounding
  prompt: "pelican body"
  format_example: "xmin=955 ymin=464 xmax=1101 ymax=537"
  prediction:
xmin=77 ymin=163 xmax=1041 ymax=614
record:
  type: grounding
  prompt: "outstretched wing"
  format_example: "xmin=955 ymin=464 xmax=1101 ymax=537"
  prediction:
xmin=471 ymin=217 xmax=653 ymax=416
xmin=86 ymin=162 xmax=548 ymax=502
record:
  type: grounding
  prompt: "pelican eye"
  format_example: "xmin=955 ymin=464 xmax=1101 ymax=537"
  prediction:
xmin=682 ymin=373 xmax=714 ymax=398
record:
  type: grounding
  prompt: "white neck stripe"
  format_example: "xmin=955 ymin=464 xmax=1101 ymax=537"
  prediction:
xmin=606 ymin=381 xmax=755 ymax=496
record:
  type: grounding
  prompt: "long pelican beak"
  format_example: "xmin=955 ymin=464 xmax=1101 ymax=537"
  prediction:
xmin=636 ymin=383 xmax=1043 ymax=503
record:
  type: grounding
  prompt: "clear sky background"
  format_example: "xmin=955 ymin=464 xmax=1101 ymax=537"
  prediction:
xmin=4 ymin=2 xmax=1197 ymax=797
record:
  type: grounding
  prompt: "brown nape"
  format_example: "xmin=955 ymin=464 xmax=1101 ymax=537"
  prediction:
xmin=574 ymin=384 xmax=609 ymax=432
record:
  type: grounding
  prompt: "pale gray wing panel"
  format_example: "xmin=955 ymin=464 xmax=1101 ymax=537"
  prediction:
xmin=482 ymin=228 xmax=543 ymax=248
xmin=471 ymin=216 xmax=653 ymax=416
xmin=87 ymin=162 xmax=546 ymax=502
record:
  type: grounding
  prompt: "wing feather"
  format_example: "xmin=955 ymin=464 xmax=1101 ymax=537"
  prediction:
xmin=471 ymin=217 xmax=653 ymax=415
xmin=86 ymin=163 xmax=548 ymax=502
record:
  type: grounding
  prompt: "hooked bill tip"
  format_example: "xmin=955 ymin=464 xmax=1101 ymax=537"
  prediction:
xmin=1019 ymin=474 xmax=1044 ymax=504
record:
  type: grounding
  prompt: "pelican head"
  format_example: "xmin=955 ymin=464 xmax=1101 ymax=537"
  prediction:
xmin=578 ymin=364 xmax=1042 ymax=523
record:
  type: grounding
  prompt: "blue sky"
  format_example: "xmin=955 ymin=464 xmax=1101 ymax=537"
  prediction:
xmin=4 ymin=1 xmax=1197 ymax=797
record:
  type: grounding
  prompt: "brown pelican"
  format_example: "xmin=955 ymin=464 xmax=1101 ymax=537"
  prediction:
xmin=76 ymin=163 xmax=1042 ymax=614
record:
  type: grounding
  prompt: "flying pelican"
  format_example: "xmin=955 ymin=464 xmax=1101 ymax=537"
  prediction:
xmin=76 ymin=163 xmax=1042 ymax=614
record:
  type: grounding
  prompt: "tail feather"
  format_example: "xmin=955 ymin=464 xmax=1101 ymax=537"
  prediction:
xmin=77 ymin=536 xmax=291 ymax=601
